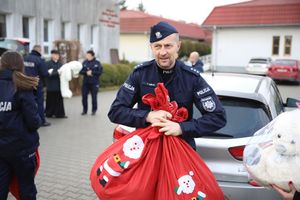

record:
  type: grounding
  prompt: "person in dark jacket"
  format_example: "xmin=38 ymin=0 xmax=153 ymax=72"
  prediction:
xmin=45 ymin=50 xmax=66 ymax=118
xmin=24 ymin=45 xmax=50 ymax=126
xmin=80 ymin=50 xmax=103 ymax=115
xmin=272 ymin=183 xmax=300 ymax=200
xmin=0 ymin=51 xmax=41 ymax=200
xmin=108 ymin=22 xmax=226 ymax=149
xmin=189 ymin=51 xmax=204 ymax=73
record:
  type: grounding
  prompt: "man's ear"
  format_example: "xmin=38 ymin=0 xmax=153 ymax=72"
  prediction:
xmin=149 ymin=43 xmax=152 ymax=49
xmin=177 ymin=41 xmax=181 ymax=50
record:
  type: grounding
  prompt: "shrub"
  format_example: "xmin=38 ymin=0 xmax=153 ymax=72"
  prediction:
xmin=100 ymin=63 xmax=135 ymax=88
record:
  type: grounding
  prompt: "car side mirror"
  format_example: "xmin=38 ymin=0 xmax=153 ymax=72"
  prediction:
xmin=285 ymin=98 xmax=300 ymax=108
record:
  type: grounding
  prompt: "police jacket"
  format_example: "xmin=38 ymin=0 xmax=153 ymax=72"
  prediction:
xmin=80 ymin=58 xmax=103 ymax=85
xmin=0 ymin=69 xmax=41 ymax=156
xmin=294 ymin=192 xmax=300 ymax=200
xmin=24 ymin=50 xmax=48 ymax=89
xmin=108 ymin=59 xmax=226 ymax=148
xmin=46 ymin=60 xmax=62 ymax=92
xmin=193 ymin=60 xmax=204 ymax=73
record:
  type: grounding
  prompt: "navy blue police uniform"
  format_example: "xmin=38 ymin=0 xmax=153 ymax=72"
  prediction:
xmin=0 ymin=69 xmax=41 ymax=199
xmin=24 ymin=50 xmax=49 ymax=124
xmin=294 ymin=192 xmax=300 ymax=200
xmin=108 ymin=22 xmax=226 ymax=149
xmin=80 ymin=58 xmax=103 ymax=114
xmin=193 ymin=60 xmax=204 ymax=73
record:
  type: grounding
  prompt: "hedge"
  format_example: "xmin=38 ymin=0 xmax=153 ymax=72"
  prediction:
xmin=100 ymin=63 xmax=136 ymax=88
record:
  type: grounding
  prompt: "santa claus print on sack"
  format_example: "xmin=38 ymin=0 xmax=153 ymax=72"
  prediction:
xmin=123 ymin=135 xmax=145 ymax=159
xmin=96 ymin=135 xmax=145 ymax=187
xmin=174 ymin=171 xmax=207 ymax=200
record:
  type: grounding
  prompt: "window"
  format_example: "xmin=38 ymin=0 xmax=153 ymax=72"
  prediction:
xmin=22 ymin=17 xmax=29 ymax=38
xmin=91 ymin=26 xmax=94 ymax=46
xmin=77 ymin=24 xmax=81 ymax=40
xmin=193 ymin=97 xmax=271 ymax=138
xmin=0 ymin=14 xmax=6 ymax=37
xmin=61 ymin=22 xmax=65 ymax=39
xmin=44 ymin=19 xmax=49 ymax=42
xmin=270 ymin=84 xmax=284 ymax=115
xmin=90 ymin=25 xmax=98 ymax=50
xmin=43 ymin=19 xmax=53 ymax=54
xmin=61 ymin=22 xmax=71 ymax=40
xmin=284 ymin=36 xmax=292 ymax=56
xmin=272 ymin=36 xmax=280 ymax=55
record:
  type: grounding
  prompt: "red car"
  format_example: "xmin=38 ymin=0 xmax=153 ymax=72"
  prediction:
xmin=267 ymin=59 xmax=300 ymax=84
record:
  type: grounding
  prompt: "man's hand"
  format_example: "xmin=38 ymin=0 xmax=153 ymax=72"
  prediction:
xmin=146 ymin=110 xmax=172 ymax=124
xmin=271 ymin=182 xmax=297 ymax=200
xmin=87 ymin=70 xmax=93 ymax=76
xmin=152 ymin=118 xmax=182 ymax=136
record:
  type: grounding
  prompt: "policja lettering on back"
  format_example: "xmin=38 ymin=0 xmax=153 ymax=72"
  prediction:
xmin=0 ymin=101 xmax=12 ymax=112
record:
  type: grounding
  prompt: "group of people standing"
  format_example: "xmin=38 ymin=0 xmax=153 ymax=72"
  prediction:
xmin=25 ymin=46 xmax=103 ymax=122
xmin=0 ymin=47 xmax=102 ymax=199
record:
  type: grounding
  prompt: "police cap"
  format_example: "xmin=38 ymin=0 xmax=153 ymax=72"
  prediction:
xmin=150 ymin=21 xmax=178 ymax=43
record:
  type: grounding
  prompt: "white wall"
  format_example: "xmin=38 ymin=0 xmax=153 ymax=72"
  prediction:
xmin=119 ymin=33 xmax=153 ymax=62
xmin=212 ymin=26 xmax=300 ymax=72
xmin=0 ymin=0 xmax=120 ymax=63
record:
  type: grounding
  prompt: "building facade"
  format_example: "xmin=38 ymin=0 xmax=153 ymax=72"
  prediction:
xmin=120 ymin=10 xmax=207 ymax=62
xmin=0 ymin=0 xmax=120 ymax=63
xmin=202 ymin=0 xmax=300 ymax=73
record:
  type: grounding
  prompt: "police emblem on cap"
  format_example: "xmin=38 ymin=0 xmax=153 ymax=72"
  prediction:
xmin=201 ymin=96 xmax=216 ymax=112
xmin=155 ymin=32 xmax=162 ymax=39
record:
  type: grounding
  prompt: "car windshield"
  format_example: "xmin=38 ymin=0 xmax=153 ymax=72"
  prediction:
xmin=249 ymin=59 xmax=268 ymax=64
xmin=272 ymin=60 xmax=296 ymax=66
xmin=193 ymin=97 xmax=271 ymax=138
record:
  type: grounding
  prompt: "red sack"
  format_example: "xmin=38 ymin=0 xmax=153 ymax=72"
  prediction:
xmin=90 ymin=83 xmax=224 ymax=200
xmin=9 ymin=149 xmax=40 ymax=200
xmin=156 ymin=135 xmax=224 ymax=200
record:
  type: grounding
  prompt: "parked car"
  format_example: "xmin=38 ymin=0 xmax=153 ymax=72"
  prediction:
xmin=113 ymin=73 xmax=299 ymax=200
xmin=245 ymin=57 xmax=272 ymax=75
xmin=0 ymin=37 xmax=30 ymax=57
xmin=267 ymin=59 xmax=300 ymax=84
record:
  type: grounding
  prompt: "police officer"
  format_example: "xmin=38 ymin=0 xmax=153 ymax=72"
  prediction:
xmin=189 ymin=51 xmax=204 ymax=73
xmin=0 ymin=51 xmax=41 ymax=200
xmin=24 ymin=45 xmax=50 ymax=126
xmin=80 ymin=50 xmax=103 ymax=115
xmin=108 ymin=22 xmax=226 ymax=149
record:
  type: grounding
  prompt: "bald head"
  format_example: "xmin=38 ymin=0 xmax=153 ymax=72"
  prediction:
xmin=189 ymin=51 xmax=200 ymax=65
xmin=32 ymin=45 xmax=42 ymax=54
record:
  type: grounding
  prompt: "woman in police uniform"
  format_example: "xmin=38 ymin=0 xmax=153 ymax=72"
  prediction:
xmin=0 ymin=51 xmax=41 ymax=200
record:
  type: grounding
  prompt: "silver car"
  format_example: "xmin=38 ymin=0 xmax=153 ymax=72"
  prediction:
xmin=113 ymin=73 xmax=298 ymax=200
xmin=195 ymin=73 xmax=299 ymax=200
xmin=245 ymin=57 xmax=272 ymax=75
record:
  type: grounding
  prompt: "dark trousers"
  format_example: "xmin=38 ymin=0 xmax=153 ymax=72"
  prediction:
xmin=82 ymin=83 xmax=98 ymax=113
xmin=45 ymin=91 xmax=66 ymax=118
xmin=0 ymin=152 xmax=37 ymax=200
xmin=36 ymin=88 xmax=45 ymax=123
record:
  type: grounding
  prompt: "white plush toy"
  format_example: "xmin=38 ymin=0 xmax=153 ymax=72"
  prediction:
xmin=58 ymin=61 xmax=83 ymax=98
xmin=244 ymin=109 xmax=300 ymax=191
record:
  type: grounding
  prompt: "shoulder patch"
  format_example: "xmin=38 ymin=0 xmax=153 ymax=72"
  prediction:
xmin=181 ymin=65 xmax=201 ymax=76
xmin=134 ymin=60 xmax=155 ymax=71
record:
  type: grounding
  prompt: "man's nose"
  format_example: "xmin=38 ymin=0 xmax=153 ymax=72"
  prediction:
xmin=159 ymin=47 xmax=167 ymax=56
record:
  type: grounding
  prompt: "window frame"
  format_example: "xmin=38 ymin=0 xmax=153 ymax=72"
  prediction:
xmin=284 ymin=35 xmax=292 ymax=56
xmin=272 ymin=36 xmax=280 ymax=56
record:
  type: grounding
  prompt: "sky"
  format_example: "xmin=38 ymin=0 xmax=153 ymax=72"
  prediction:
xmin=125 ymin=0 xmax=250 ymax=24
